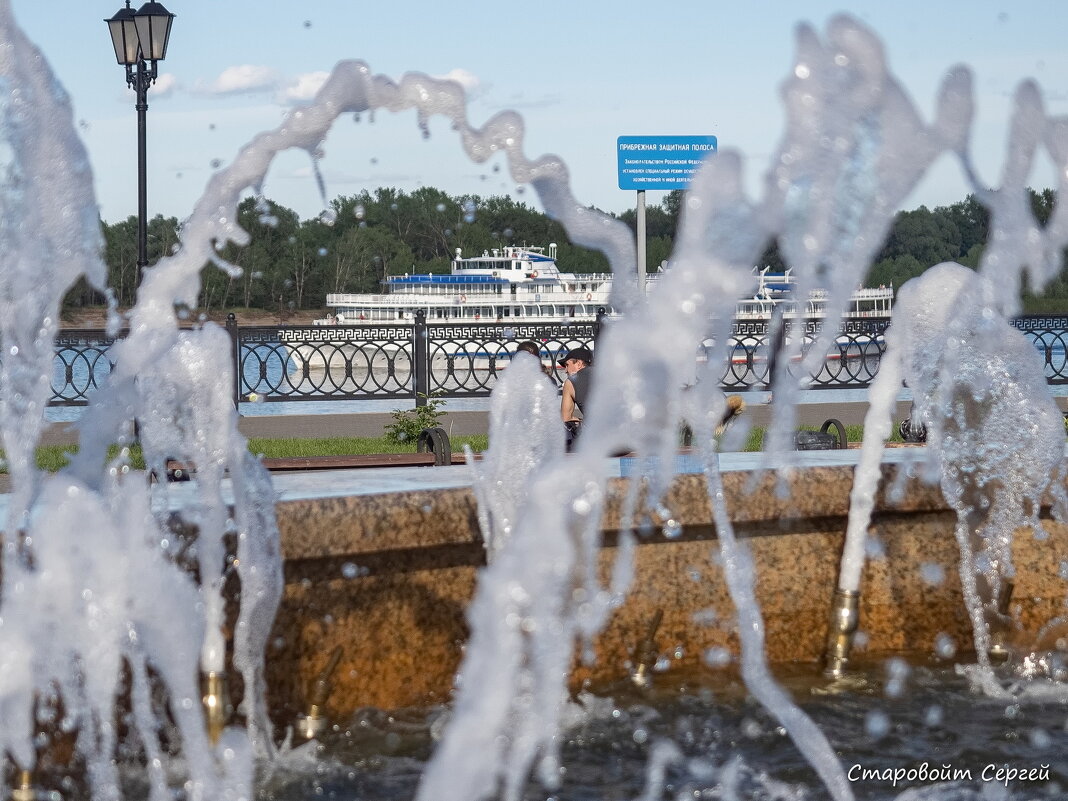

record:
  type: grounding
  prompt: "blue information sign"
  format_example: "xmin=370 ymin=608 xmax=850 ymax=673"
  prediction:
xmin=617 ymin=135 xmax=717 ymax=191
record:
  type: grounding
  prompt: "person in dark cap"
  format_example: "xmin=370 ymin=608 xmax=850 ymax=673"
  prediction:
xmin=559 ymin=346 xmax=593 ymax=450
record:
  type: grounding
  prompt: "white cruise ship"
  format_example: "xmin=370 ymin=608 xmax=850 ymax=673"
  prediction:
xmin=316 ymin=244 xmax=893 ymax=325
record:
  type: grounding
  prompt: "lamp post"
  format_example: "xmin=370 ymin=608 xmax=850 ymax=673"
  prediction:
xmin=105 ymin=1 xmax=175 ymax=286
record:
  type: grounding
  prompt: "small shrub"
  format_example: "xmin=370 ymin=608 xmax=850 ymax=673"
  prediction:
xmin=385 ymin=393 xmax=445 ymax=446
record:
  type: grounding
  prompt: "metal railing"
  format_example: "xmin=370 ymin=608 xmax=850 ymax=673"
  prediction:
xmin=35 ymin=313 xmax=1068 ymax=408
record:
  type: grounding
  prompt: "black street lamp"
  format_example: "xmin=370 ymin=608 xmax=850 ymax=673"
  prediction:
xmin=105 ymin=1 xmax=175 ymax=285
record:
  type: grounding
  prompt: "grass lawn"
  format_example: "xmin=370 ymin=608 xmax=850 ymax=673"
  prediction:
xmin=20 ymin=435 xmax=491 ymax=474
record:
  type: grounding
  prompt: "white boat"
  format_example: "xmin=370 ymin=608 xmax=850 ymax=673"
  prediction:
xmin=315 ymin=244 xmax=892 ymax=325
xmin=318 ymin=244 xmax=609 ymax=325
xmin=283 ymin=244 xmax=894 ymax=374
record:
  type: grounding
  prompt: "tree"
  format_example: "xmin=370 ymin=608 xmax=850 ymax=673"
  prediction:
xmin=332 ymin=226 xmax=414 ymax=293
xmin=92 ymin=183 xmax=1068 ymax=314
xmin=937 ymin=195 xmax=989 ymax=259
xmin=102 ymin=216 xmax=140 ymax=308
xmin=877 ymin=207 xmax=961 ymax=268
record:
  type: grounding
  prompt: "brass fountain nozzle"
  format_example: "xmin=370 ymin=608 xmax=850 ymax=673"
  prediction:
xmin=823 ymin=589 xmax=860 ymax=679
xmin=201 ymin=671 xmax=229 ymax=745
xmin=297 ymin=645 xmax=344 ymax=741
xmin=630 ymin=609 xmax=664 ymax=690
xmin=12 ymin=769 xmax=35 ymax=801
xmin=988 ymin=580 xmax=1016 ymax=662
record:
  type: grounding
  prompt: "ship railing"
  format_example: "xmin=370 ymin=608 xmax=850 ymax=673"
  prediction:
xmin=324 ymin=290 xmax=616 ymax=309
xmin=38 ymin=313 xmax=1068 ymax=409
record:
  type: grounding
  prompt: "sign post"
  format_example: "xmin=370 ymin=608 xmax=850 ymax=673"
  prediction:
xmin=617 ymin=135 xmax=717 ymax=290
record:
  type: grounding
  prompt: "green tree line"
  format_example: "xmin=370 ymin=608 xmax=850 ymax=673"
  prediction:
xmin=70 ymin=186 xmax=1068 ymax=315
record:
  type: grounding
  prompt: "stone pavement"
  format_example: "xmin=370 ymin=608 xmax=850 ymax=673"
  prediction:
xmin=13 ymin=394 xmax=1065 ymax=494
xmin=37 ymin=396 xmax=927 ymax=448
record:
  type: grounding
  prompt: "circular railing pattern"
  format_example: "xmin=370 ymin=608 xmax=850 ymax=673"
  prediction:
xmin=30 ymin=315 xmax=1068 ymax=407
xmin=1012 ymin=317 xmax=1068 ymax=383
xmin=50 ymin=331 xmax=122 ymax=404
xmin=241 ymin=326 xmax=413 ymax=400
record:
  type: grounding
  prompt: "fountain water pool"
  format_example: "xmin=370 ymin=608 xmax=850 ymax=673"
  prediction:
xmin=2 ymin=4 xmax=1068 ymax=801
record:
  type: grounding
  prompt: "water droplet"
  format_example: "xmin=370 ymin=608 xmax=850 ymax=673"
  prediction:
xmin=865 ymin=709 xmax=890 ymax=739
xmin=923 ymin=705 xmax=943 ymax=727
xmin=934 ymin=632 xmax=956 ymax=658
xmin=210 ymin=158 xmax=222 ymax=169
xmin=435 ymin=203 xmax=446 ymax=213
xmin=704 ymin=647 xmax=731 ymax=667
xmin=741 ymin=718 xmax=762 ymax=738
xmin=354 ymin=204 xmax=366 ymax=219
xmin=1024 ymin=726 xmax=1052 ymax=749
xmin=920 ymin=562 xmax=944 ymax=585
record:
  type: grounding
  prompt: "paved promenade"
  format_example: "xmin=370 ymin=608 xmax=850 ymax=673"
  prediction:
xmin=37 ymin=396 xmax=926 ymax=448
xmin=12 ymin=393 xmax=1065 ymax=496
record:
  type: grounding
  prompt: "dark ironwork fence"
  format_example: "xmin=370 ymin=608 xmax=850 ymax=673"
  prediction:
xmin=1010 ymin=316 xmax=1068 ymax=383
xmin=51 ymin=329 xmax=126 ymax=406
xmin=36 ymin=313 xmax=1068 ymax=408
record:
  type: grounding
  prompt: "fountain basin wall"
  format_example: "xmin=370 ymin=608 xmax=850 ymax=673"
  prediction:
xmin=251 ymin=448 xmax=1068 ymax=720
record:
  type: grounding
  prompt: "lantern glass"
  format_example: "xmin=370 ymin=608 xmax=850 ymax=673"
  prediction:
xmin=133 ymin=2 xmax=175 ymax=62
xmin=105 ymin=6 xmax=140 ymax=66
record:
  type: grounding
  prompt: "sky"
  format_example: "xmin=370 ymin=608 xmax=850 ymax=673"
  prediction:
xmin=9 ymin=1 xmax=1068 ymax=226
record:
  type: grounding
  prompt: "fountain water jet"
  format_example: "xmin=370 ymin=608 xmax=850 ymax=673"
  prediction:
xmin=836 ymin=263 xmax=1067 ymax=686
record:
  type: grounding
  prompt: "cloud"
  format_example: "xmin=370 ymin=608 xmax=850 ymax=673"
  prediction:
xmin=433 ymin=68 xmax=483 ymax=97
xmin=148 ymin=72 xmax=178 ymax=98
xmin=276 ymin=71 xmax=330 ymax=105
xmin=204 ymin=65 xmax=282 ymax=95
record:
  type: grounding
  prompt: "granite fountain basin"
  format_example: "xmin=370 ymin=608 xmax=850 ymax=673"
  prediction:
xmin=119 ymin=446 xmax=1068 ymax=722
